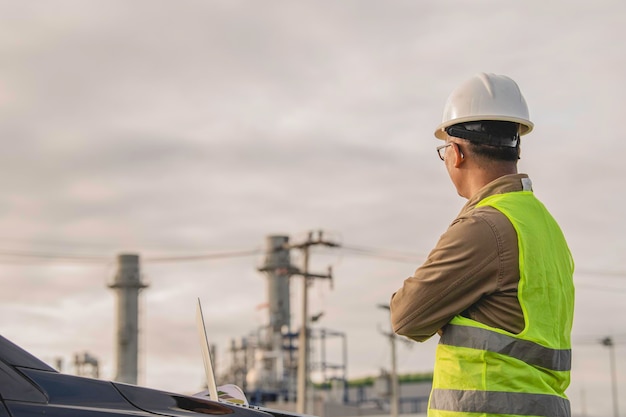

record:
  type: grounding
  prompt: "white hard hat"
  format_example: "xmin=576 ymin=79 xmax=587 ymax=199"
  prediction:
xmin=434 ymin=73 xmax=534 ymax=140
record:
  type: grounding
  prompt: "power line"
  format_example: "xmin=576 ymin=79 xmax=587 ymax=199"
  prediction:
xmin=332 ymin=244 xmax=426 ymax=264
xmin=0 ymin=243 xmax=623 ymax=282
xmin=575 ymin=269 xmax=626 ymax=278
xmin=0 ymin=249 xmax=109 ymax=264
xmin=0 ymin=243 xmax=423 ymax=265
xmin=573 ymin=333 xmax=626 ymax=346
xmin=0 ymin=248 xmax=262 ymax=265
xmin=144 ymin=249 xmax=262 ymax=263
xmin=575 ymin=283 xmax=626 ymax=293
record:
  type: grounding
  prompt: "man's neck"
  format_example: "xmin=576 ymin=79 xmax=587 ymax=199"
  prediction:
xmin=462 ymin=164 xmax=518 ymax=199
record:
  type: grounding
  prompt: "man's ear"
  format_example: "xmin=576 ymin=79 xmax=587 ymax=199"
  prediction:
xmin=452 ymin=142 xmax=465 ymax=168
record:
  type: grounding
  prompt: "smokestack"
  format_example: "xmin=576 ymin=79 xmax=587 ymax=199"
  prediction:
xmin=109 ymin=253 xmax=147 ymax=384
xmin=260 ymin=235 xmax=292 ymax=336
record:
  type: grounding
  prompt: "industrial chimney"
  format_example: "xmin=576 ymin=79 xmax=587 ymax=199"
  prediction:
xmin=260 ymin=235 xmax=292 ymax=336
xmin=108 ymin=253 xmax=147 ymax=384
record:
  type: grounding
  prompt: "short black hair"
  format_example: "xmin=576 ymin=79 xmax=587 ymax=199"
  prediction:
xmin=446 ymin=121 xmax=520 ymax=162
xmin=467 ymin=140 xmax=520 ymax=162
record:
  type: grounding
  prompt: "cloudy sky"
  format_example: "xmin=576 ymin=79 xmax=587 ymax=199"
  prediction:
xmin=1 ymin=1 xmax=625 ymax=416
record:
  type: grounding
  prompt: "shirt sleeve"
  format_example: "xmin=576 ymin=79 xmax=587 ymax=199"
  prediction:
xmin=390 ymin=212 xmax=502 ymax=342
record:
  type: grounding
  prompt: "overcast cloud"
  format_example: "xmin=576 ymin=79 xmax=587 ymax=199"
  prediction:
xmin=1 ymin=1 xmax=625 ymax=416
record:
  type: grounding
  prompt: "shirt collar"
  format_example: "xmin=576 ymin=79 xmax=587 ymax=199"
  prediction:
xmin=460 ymin=174 xmax=532 ymax=216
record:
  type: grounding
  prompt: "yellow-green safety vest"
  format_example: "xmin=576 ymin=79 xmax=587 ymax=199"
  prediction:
xmin=428 ymin=190 xmax=575 ymax=417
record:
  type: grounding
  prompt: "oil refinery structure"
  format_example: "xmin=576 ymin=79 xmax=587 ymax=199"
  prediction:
xmin=105 ymin=234 xmax=430 ymax=417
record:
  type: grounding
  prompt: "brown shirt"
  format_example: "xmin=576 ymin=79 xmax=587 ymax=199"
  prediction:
xmin=390 ymin=174 xmax=533 ymax=342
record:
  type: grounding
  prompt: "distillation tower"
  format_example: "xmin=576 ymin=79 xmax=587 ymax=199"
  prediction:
xmin=108 ymin=253 xmax=148 ymax=385
xmin=225 ymin=235 xmax=347 ymax=406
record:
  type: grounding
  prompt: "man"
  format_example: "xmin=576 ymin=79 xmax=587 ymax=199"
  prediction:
xmin=390 ymin=73 xmax=575 ymax=417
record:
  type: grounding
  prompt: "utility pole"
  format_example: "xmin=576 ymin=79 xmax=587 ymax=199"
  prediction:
xmin=601 ymin=337 xmax=619 ymax=417
xmin=378 ymin=304 xmax=399 ymax=417
xmin=285 ymin=230 xmax=337 ymax=415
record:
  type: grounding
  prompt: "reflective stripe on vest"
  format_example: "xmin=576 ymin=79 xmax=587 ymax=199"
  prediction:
xmin=431 ymin=389 xmax=571 ymax=417
xmin=440 ymin=324 xmax=571 ymax=371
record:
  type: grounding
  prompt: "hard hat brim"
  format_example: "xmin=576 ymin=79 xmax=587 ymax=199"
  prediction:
xmin=434 ymin=115 xmax=534 ymax=140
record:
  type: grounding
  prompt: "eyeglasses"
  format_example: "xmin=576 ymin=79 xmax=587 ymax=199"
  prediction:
xmin=436 ymin=143 xmax=452 ymax=161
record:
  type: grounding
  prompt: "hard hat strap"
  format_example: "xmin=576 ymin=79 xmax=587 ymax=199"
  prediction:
xmin=446 ymin=124 xmax=519 ymax=148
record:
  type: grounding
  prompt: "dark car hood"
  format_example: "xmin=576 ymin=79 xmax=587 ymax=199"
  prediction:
xmin=18 ymin=368 xmax=270 ymax=417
